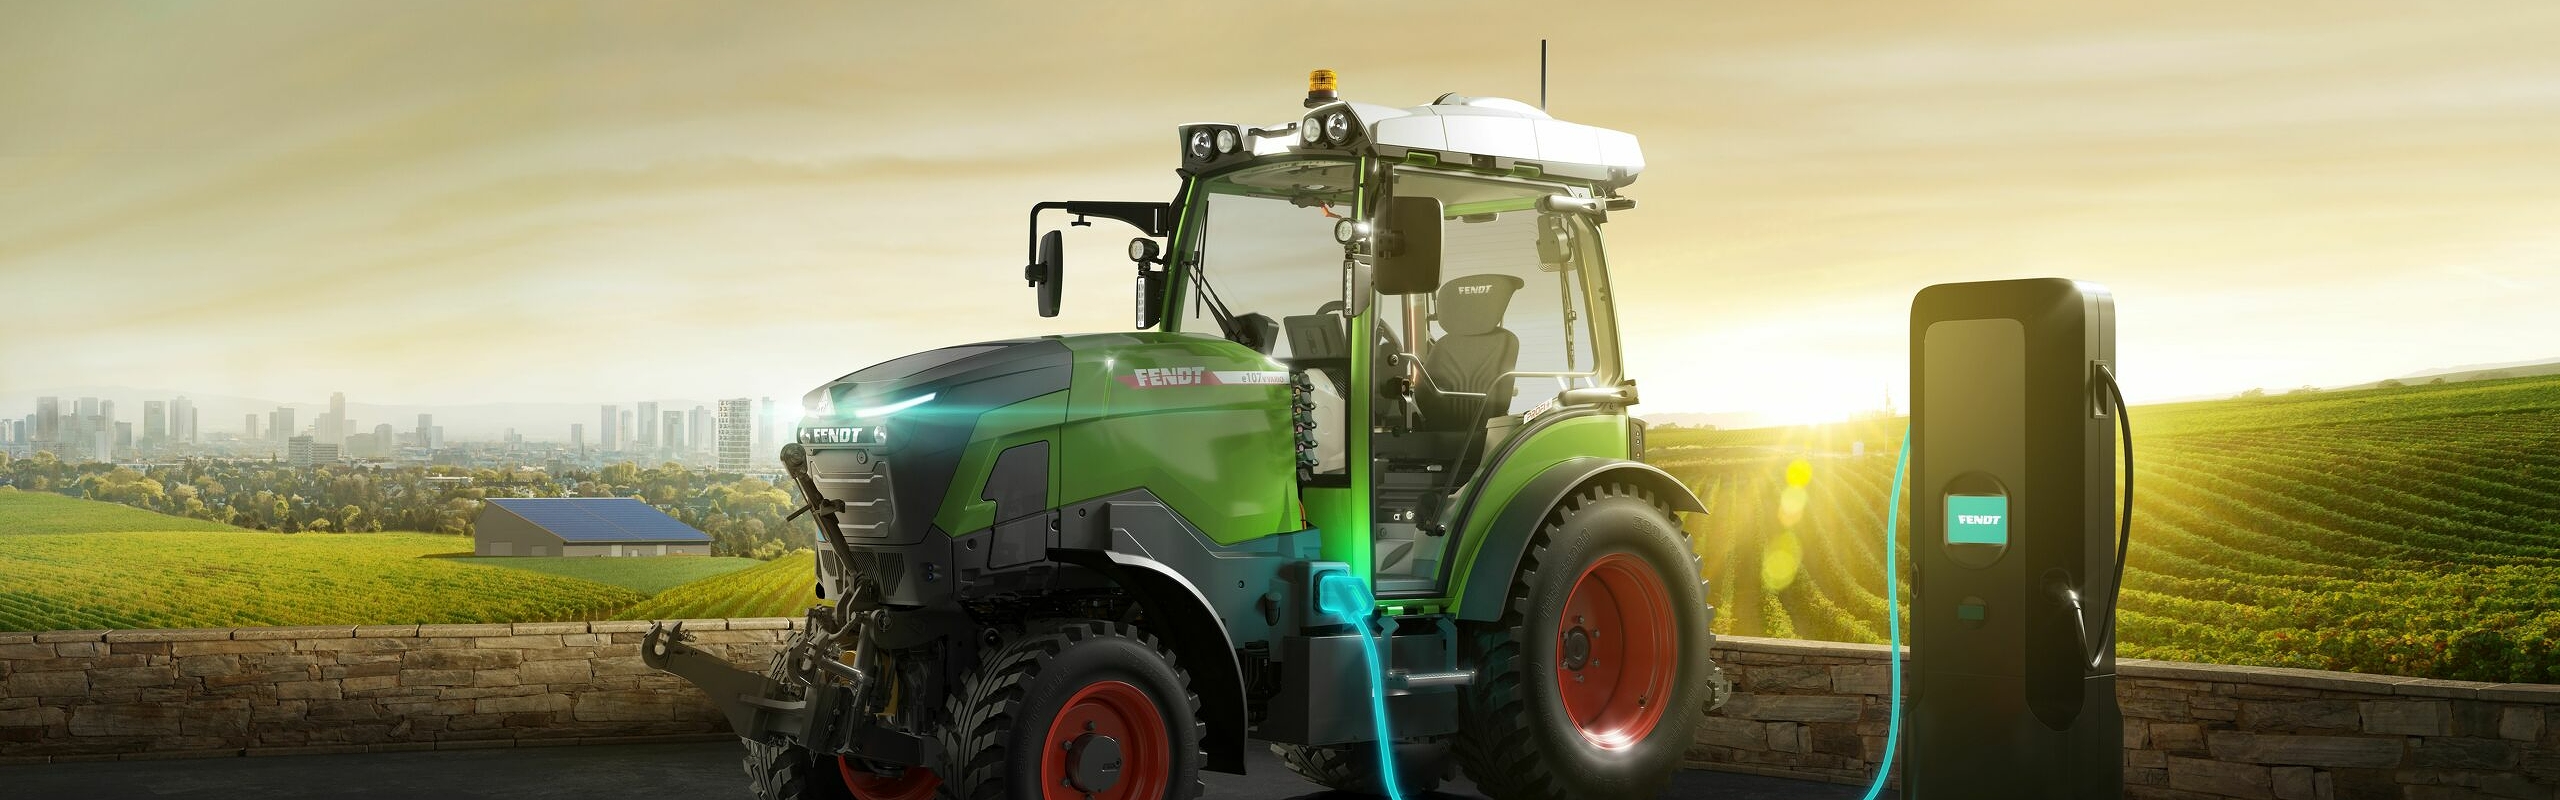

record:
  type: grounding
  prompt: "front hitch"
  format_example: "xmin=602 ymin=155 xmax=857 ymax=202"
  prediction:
xmin=642 ymin=620 xmax=845 ymax=746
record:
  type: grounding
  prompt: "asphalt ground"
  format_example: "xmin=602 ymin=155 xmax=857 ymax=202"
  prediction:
xmin=0 ymin=740 xmax=1895 ymax=799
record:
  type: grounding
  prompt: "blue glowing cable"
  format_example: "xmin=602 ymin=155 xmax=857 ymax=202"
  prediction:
xmin=1863 ymin=428 xmax=1912 ymax=800
xmin=1315 ymin=571 xmax=1406 ymax=800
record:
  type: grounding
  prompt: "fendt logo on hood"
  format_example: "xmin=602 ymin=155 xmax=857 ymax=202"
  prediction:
xmin=1115 ymin=367 xmax=1290 ymax=389
xmin=1126 ymin=366 xmax=1207 ymax=387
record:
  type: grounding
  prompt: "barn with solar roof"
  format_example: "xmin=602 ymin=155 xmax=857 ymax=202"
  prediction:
xmin=471 ymin=498 xmax=714 ymax=557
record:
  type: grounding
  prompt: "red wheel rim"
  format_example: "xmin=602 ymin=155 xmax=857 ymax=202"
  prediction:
xmin=1555 ymin=552 xmax=1678 ymax=749
xmin=838 ymin=757 xmax=938 ymax=800
xmin=1040 ymin=680 xmax=1170 ymax=800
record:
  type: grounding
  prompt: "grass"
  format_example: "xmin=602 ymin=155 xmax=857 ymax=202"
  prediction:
xmin=451 ymin=555 xmax=763 ymax=594
xmin=613 ymin=551 xmax=820 ymax=621
xmin=0 ymin=530 xmax=644 ymax=630
xmin=1649 ymin=373 xmax=2560 ymax=681
xmin=0 ymin=489 xmax=245 ymax=535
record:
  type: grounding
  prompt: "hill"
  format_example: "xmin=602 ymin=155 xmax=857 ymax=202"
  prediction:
xmin=0 ymin=492 xmax=648 ymax=629
xmin=1650 ymin=373 xmax=2560 ymax=682
xmin=613 ymin=551 xmax=819 ymax=620
xmin=451 ymin=555 xmax=763 ymax=594
xmin=0 ymin=489 xmax=244 ymax=535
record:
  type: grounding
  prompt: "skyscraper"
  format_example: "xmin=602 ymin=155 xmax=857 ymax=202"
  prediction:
xmin=757 ymin=397 xmax=777 ymax=457
xmin=600 ymin=405 xmax=619 ymax=452
xmin=77 ymin=397 xmax=99 ymax=422
xmin=35 ymin=398 xmax=60 ymax=442
xmin=619 ymin=410 xmax=633 ymax=452
xmin=571 ymin=423 xmax=586 ymax=455
xmin=144 ymin=401 xmax=167 ymax=443
xmin=663 ymin=410 xmax=685 ymax=454
xmin=245 ymin=414 xmax=259 ymax=441
xmin=272 ymin=406 xmax=295 ymax=445
xmin=717 ymin=399 xmax=751 ymax=471
xmin=417 ymin=414 xmax=435 ymax=451
xmin=374 ymin=424 xmax=395 ymax=458
xmin=171 ymin=396 xmax=197 ymax=443
xmin=637 ymin=402 xmax=660 ymax=448
xmin=325 ymin=392 xmax=346 ymax=442
xmin=99 ymin=400 xmax=115 ymax=428
xmin=689 ymin=406 xmax=713 ymax=455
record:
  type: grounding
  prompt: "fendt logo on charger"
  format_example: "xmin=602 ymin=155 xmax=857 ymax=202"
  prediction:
xmin=1956 ymin=513 xmax=2003 ymax=525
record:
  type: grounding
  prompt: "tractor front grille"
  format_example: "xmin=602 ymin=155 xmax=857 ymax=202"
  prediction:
xmin=811 ymin=449 xmax=895 ymax=539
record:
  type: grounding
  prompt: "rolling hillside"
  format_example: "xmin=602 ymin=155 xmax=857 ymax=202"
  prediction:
xmin=612 ymin=551 xmax=820 ymax=621
xmin=1652 ymin=373 xmax=2560 ymax=682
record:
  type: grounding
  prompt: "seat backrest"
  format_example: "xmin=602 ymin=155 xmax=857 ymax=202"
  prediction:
xmin=1420 ymin=273 xmax=1524 ymax=428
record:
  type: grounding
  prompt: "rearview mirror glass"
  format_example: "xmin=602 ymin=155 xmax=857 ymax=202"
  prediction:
xmin=1373 ymin=196 xmax=1443 ymax=295
xmin=1033 ymin=230 xmax=1064 ymax=317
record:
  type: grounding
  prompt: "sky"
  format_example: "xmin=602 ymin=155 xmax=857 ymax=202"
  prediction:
xmin=4 ymin=0 xmax=2556 ymax=428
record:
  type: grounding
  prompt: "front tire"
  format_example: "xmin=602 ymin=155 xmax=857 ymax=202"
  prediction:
xmin=936 ymin=620 xmax=1205 ymax=800
xmin=1452 ymin=482 xmax=1714 ymax=799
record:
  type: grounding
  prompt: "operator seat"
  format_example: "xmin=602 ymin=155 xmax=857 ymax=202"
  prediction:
xmin=1419 ymin=273 xmax=1524 ymax=429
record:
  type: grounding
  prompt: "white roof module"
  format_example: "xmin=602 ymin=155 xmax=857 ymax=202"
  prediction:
xmin=1296 ymin=95 xmax=1646 ymax=188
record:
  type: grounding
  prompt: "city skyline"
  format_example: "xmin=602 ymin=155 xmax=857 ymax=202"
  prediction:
xmin=5 ymin=2 xmax=2558 ymax=424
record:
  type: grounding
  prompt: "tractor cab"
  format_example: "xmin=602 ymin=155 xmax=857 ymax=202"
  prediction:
xmin=1026 ymin=71 xmax=1647 ymax=600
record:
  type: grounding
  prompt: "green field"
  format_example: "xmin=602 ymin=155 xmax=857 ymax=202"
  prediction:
xmin=613 ymin=551 xmax=820 ymax=620
xmin=0 ymin=488 xmax=243 ymax=535
xmin=0 ymin=529 xmax=645 ymax=630
xmin=1653 ymin=374 xmax=2560 ymax=682
xmin=0 ymin=491 xmax=793 ymax=629
xmin=451 ymin=555 xmax=763 ymax=593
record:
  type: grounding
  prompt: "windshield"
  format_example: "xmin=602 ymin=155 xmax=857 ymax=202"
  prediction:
xmin=1175 ymin=160 xmax=1360 ymax=360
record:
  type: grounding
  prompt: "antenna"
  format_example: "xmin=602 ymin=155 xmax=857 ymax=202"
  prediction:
xmin=1539 ymin=39 xmax=1548 ymax=110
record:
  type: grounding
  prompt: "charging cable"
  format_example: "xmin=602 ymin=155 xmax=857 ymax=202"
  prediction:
xmin=1315 ymin=571 xmax=1407 ymax=800
xmin=2082 ymin=364 xmax=2135 ymax=669
xmin=1862 ymin=429 xmax=1912 ymax=800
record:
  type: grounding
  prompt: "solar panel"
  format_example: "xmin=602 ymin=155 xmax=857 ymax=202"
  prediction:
xmin=485 ymin=498 xmax=711 ymax=543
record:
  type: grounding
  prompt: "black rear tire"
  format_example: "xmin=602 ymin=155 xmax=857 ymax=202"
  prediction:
xmin=1269 ymin=740 xmax=1451 ymax=794
xmin=1451 ymin=482 xmax=1714 ymax=800
xmin=935 ymin=619 xmax=1205 ymax=800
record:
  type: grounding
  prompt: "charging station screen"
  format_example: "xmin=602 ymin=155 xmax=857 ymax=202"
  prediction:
xmin=1946 ymin=494 xmax=2010 ymax=545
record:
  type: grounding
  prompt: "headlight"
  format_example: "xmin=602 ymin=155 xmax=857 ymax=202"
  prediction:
xmin=1187 ymin=130 xmax=1214 ymax=161
xmin=851 ymin=392 xmax=936 ymax=419
xmin=1323 ymin=112 xmax=1351 ymax=145
xmin=1215 ymin=128 xmax=1239 ymax=154
xmin=1128 ymin=237 xmax=1160 ymax=262
xmin=1300 ymin=120 xmax=1322 ymax=146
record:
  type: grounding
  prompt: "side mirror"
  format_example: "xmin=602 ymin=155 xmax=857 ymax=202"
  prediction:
xmin=1031 ymin=230 xmax=1064 ymax=317
xmin=1373 ymin=196 xmax=1443 ymax=295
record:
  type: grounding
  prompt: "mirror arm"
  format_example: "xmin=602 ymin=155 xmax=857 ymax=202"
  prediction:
xmin=1026 ymin=200 xmax=1176 ymax=266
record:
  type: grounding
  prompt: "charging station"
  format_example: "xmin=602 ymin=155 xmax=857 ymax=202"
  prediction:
xmin=1908 ymin=278 xmax=2124 ymax=799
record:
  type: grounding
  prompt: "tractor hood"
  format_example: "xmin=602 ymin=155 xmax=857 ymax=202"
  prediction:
xmin=803 ymin=337 xmax=1071 ymax=421
xmin=794 ymin=332 xmax=1297 ymax=551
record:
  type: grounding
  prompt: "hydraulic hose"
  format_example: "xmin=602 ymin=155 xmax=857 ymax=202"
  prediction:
xmin=1315 ymin=571 xmax=1407 ymax=800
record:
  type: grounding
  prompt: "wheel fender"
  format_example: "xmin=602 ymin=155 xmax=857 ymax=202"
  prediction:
xmin=1454 ymin=457 xmax=1707 ymax=623
xmin=1049 ymin=547 xmax=1250 ymax=775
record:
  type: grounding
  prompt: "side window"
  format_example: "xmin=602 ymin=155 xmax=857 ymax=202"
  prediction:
xmin=1433 ymin=211 xmax=1599 ymax=414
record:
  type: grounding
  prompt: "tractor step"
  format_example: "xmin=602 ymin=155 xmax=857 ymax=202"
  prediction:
xmin=1389 ymin=669 xmax=1474 ymax=690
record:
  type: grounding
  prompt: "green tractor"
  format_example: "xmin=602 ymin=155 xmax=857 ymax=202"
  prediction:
xmin=644 ymin=71 xmax=1727 ymax=800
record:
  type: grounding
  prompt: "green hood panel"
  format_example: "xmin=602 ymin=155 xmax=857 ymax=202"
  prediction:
xmin=1053 ymin=332 xmax=1301 ymax=545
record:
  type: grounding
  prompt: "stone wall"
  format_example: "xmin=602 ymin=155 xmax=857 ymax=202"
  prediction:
xmin=1687 ymin=635 xmax=2560 ymax=800
xmin=0 ymin=619 xmax=796 ymax=763
xmin=7 ymin=620 xmax=2555 ymax=800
